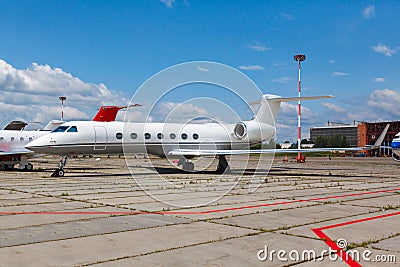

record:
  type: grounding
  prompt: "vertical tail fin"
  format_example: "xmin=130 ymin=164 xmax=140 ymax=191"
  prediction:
xmin=253 ymin=94 xmax=334 ymax=125
xmin=92 ymin=104 xmax=142 ymax=122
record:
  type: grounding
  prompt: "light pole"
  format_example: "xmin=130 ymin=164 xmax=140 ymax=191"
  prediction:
xmin=294 ymin=54 xmax=306 ymax=162
xmin=59 ymin=96 xmax=67 ymax=121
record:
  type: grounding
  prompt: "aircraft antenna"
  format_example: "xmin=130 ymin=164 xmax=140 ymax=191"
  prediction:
xmin=294 ymin=54 xmax=306 ymax=161
xmin=59 ymin=96 xmax=67 ymax=121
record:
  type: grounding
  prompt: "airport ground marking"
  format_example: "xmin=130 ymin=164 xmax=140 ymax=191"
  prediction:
xmin=0 ymin=187 xmax=398 ymax=215
xmin=311 ymin=211 xmax=400 ymax=267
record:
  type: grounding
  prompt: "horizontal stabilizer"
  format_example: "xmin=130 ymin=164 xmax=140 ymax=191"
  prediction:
xmin=249 ymin=95 xmax=334 ymax=105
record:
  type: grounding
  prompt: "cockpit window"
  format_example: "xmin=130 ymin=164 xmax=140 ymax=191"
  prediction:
xmin=51 ymin=126 xmax=69 ymax=133
xmin=67 ymin=126 xmax=78 ymax=132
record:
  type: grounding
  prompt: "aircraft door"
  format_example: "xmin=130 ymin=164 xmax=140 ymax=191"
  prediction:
xmin=94 ymin=126 xmax=107 ymax=150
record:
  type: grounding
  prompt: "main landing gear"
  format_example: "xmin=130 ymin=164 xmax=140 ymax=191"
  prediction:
xmin=216 ymin=155 xmax=230 ymax=174
xmin=177 ymin=155 xmax=230 ymax=173
xmin=52 ymin=157 xmax=68 ymax=177
xmin=178 ymin=157 xmax=195 ymax=172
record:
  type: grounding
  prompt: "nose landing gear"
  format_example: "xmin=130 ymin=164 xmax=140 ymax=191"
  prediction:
xmin=52 ymin=157 xmax=68 ymax=177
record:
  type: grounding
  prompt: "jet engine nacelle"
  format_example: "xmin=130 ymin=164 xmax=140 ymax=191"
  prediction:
xmin=233 ymin=121 xmax=275 ymax=143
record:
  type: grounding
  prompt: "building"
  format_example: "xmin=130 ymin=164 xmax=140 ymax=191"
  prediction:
xmin=310 ymin=123 xmax=358 ymax=147
xmin=310 ymin=120 xmax=400 ymax=156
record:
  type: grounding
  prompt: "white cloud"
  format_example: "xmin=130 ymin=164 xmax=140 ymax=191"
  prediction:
xmin=363 ymin=5 xmax=375 ymax=19
xmin=273 ymin=63 xmax=287 ymax=68
xmin=239 ymin=65 xmax=264 ymax=71
xmin=247 ymin=41 xmax=271 ymax=52
xmin=277 ymin=89 xmax=400 ymax=142
xmin=331 ymin=71 xmax=350 ymax=77
xmin=329 ymin=60 xmax=335 ymax=64
xmin=160 ymin=0 xmax=175 ymax=8
xmin=367 ymin=89 xmax=400 ymax=117
xmin=153 ymin=102 xmax=208 ymax=119
xmin=272 ymin=77 xmax=293 ymax=84
xmin=0 ymin=59 xmax=124 ymax=128
xmin=371 ymin=43 xmax=398 ymax=57
xmin=275 ymin=102 xmax=319 ymax=142
xmin=374 ymin=77 xmax=385 ymax=82
xmin=321 ymin=102 xmax=345 ymax=113
xmin=124 ymin=101 xmax=211 ymax=124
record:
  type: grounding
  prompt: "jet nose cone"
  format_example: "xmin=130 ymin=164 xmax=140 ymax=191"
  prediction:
xmin=25 ymin=137 xmax=48 ymax=152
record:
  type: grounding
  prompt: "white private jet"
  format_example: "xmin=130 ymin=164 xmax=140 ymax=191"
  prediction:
xmin=0 ymin=105 xmax=139 ymax=171
xmin=26 ymin=94 xmax=388 ymax=177
xmin=0 ymin=120 xmax=64 ymax=170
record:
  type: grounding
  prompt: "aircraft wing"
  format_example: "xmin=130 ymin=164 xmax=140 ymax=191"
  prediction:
xmin=0 ymin=149 xmax=33 ymax=156
xmin=168 ymin=147 xmax=364 ymax=156
xmin=169 ymin=123 xmax=391 ymax=157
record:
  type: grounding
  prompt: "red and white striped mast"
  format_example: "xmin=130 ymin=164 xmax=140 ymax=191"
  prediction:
xmin=294 ymin=54 xmax=306 ymax=161
xmin=59 ymin=96 xmax=67 ymax=121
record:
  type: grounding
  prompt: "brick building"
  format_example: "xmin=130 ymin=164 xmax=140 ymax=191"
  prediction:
xmin=310 ymin=121 xmax=400 ymax=156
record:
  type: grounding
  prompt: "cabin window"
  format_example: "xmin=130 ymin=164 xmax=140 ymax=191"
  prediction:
xmin=144 ymin=133 xmax=151 ymax=139
xmin=181 ymin=133 xmax=188 ymax=140
xmin=10 ymin=137 xmax=15 ymax=141
xmin=130 ymin=133 xmax=138 ymax=139
xmin=51 ymin=126 xmax=69 ymax=133
xmin=0 ymin=137 xmax=3 ymax=141
xmin=170 ymin=133 xmax=176 ymax=139
xmin=157 ymin=133 xmax=164 ymax=139
xmin=20 ymin=137 xmax=24 ymax=142
xmin=29 ymin=137 xmax=33 ymax=142
xmin=116 ymin=133 xmax=123 ymax=139
xmin=193 ymin=133 xmax=199 ymax=140
xmin=67 ymin=126 xmax=78 ymax=132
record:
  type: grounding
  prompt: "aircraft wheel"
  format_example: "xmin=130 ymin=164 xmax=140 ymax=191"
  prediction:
xmin=51 ymin=168 xmax=65 ymax=177
xmin=5 ymin=164 xmax=14 ymax=171
xmin=58 ymin=169 xmax=65 ymax=177
xmin=24 ymin=163 xmax=33 ymax=171
xmin=183 ymin=162 xmax=194 ymax=172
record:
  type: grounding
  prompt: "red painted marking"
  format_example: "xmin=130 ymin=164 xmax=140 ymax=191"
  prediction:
xmin=312 ymin=211 xmax=400 ymax=267
xmin=0 ymin=188 xmax=398 ymax=215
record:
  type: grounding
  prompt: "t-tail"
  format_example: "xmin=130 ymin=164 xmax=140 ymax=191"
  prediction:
xmin=92 ymin=104 xmax=142 ymax=122
xmin=232 ymin=94 xmax=334 ymax=144
xmin=253 ymin=94 xmax=335 ymax=126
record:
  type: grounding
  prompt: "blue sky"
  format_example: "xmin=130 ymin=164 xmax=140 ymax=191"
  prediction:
xmin=0 ymin=1 xmax=399 ymax=142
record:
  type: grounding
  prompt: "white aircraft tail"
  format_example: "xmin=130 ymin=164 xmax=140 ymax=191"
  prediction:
xmin=42 ymin=120 xmax=65 ymax=131
xmin=253 ymin=94 xmax=334 ymax=125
